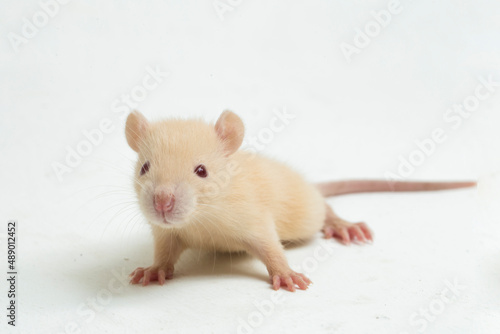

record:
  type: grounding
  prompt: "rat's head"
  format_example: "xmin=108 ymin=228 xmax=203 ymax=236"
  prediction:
xmin=125 ymin=110 xmax=244 ymax=228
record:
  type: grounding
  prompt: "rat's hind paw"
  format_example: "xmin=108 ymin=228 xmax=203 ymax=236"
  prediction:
xmin=270 ymin=271 xmax=312 ymax=292
xmin=129 ymin=265 xmax=174 ymax=286
xmin=323 ymin=221 xmax=373 ymax=245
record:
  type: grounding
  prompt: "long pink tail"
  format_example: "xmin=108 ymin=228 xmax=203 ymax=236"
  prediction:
xmin=316 ymin=180 xmax=477 ymax=197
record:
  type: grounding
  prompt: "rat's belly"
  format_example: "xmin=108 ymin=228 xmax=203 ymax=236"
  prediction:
xmin=177 ymin=224 xmax=248 ymax=252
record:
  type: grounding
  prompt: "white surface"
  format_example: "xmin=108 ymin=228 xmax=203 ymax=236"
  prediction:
xmin=1 ymin=0 xmax=500 ymax=333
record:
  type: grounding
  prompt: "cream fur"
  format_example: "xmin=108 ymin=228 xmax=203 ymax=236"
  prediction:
xmin=127 ymin=111 xmax=325 ymax=251
xmin=126 ymin=110 xmax=474 ymax=290
xmin=126 ymin=110 xmax=324 ymax=290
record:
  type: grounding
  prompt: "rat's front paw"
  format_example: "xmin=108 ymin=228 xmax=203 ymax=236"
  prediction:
xmin=129 ymin=265 xmax=174 ymax=286
xmin=270 ymin=271 xmax=311 ymax=292
xmin=323 ymin=221 xmax=372 ymax=245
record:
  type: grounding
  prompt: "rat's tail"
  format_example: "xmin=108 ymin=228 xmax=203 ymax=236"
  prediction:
xmin=316 ymin=180 xmax=476 ymax=197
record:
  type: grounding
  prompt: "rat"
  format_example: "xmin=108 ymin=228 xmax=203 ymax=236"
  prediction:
xmin=125 ymin=110 xmax=476 ymax=292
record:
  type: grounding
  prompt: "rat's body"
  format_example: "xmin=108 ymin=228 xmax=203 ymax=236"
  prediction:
xmin=126 ymin=110 xmax=475 ymax=291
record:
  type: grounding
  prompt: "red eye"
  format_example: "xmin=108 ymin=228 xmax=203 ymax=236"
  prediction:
xmin=194 ymin=164 xmax=208 ymax=178
xmin=140 ymin=161 xmax=150 ymax=176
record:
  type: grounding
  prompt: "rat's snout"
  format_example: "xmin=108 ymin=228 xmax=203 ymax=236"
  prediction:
xmin=147 ymin=183 xmax=194 ymax=225
xmin=154 ymin=190 xmax=176 ymax=214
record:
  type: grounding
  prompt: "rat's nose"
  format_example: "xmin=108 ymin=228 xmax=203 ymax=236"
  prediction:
xmin=154 ymin=191 xmax=175 ymax=214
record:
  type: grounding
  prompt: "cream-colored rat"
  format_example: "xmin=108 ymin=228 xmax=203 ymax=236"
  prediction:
xmin=126 ymin=110 xmax=475 ymax=291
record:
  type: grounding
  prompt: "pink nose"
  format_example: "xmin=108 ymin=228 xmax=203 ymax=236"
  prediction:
xmin=154 ymin=191 xmax=175 ymax=214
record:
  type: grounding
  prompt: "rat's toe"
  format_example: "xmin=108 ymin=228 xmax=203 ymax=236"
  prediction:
xmin=130 ymin=268 xmax=145 ymax=284
xmin=158 ymin=269 xmax=166 ymax=285
xmin=349 ymin=225 xmax=366 ymax=243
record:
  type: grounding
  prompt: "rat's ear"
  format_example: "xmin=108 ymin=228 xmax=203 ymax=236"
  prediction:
xmin=215 ymin=110 xmax=245 ymax=156
xmin=125 ymin=111 xmax=149 ymax=152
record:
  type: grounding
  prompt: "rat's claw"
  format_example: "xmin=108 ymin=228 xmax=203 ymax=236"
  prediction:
xmin=284 ymin=276 xmax=295 ymax=292
xmin=358 ymin=222 xmax=373 ymax=241
xmin=129 ymin=265 xmax=174 ymax=286
xmin=142 ymin=269 xmax=152 ymax=286
xmin=324 ymin=221 xmax=373 ymax=245
xmin=158 ymin=269 xmax=166 ymax=286
xmin=292 ymin=275 xmax=308 ymax=290
xmin=337 ymin=228 xmax=351 ymax=245
xmin=349 ymin=224 xmax=366 ymax=243
xmin=296 ymin=273 xmax=312 ymax=285
xmin=271 ymin=272 xmax=312 ymax=292
xmin=272 ymin=275 xmax=281 ymax=290
xmin=130 ymin=268 xmax=145 ymax=284
xmin=348 ymin=222 xmax=373 ymax=243
xmin=129 ymin=267 xmax=143 ymax=277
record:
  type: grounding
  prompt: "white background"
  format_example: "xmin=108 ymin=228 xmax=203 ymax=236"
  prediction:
xmin=1 ymin=0 xmax=500 ymax=333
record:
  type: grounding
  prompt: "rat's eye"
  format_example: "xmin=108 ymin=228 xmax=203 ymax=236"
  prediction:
xmin=194 ymin=164 xmax=208 ymax=178
xmin=140 ymin=161 xmax=150 ymax=176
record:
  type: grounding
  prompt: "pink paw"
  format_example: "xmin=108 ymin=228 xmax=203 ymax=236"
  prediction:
xmin=323 ymin=222 xmax=373 ymax=245
xmin=271 ymin=271 xmax=312 ymax=292
xmin=129 ymin=265 xmax=174 ymax=286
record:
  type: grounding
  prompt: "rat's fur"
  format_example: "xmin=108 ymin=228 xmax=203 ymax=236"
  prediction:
xmin=126 ymin=110 xmax=476 ymax=291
